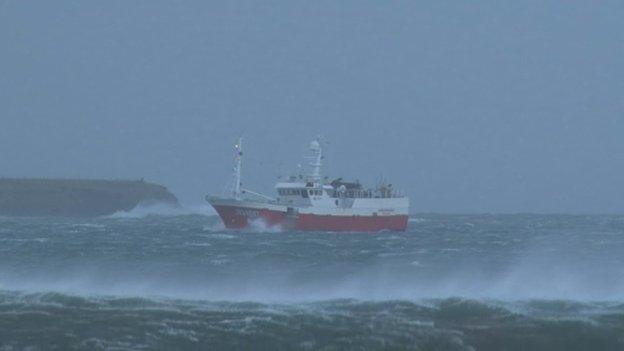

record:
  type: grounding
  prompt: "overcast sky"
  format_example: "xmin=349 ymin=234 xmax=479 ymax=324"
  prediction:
xmin=1 ymin=1 xmax=623 ymax=213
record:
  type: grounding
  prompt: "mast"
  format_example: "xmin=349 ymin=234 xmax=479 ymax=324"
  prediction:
xmin=308 ymin=138 xmax=322 ymax=185
xmin=233 ymin=137 xmax=243 ymax=200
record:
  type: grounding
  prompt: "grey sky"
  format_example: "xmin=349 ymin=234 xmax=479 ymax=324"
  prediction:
xmin=1 ymin=1 xmax=623 ymax=213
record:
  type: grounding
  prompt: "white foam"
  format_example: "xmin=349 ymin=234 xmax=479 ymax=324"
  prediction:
xmin=247 ymin=218 xmax=282 ymax=233
xmin=108 ymin=203 xmax=215 ymax=218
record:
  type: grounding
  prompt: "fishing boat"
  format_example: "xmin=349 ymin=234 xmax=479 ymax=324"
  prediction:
xmin=207 ymin=138 xmax=409 ymax=231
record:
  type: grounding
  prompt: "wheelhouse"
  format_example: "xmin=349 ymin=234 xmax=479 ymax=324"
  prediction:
xmin=275 ymin=183 xmax=330 ymax=199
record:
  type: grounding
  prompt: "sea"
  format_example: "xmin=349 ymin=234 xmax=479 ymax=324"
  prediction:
xmin=1 ymin=212 xmax=623 ymax=350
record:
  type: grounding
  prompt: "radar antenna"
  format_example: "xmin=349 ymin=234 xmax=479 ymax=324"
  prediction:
xmin=307 ymin=137 xmax=323 ymax=184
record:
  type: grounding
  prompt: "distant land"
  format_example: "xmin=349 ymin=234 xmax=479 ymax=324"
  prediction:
xmin=0 ymin=178 xmax=179 ymax=217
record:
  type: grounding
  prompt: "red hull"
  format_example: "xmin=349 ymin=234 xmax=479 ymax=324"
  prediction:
xmin=213 ymin=205 xmax=408 ymax=232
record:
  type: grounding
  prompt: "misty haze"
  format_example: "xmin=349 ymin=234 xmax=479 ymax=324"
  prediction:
xmin=1 ymin=1 xmax=623 ymax=350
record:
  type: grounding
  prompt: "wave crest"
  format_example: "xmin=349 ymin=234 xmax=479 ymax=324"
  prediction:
xmin=108 ymin=203 xmax=215 ymax=218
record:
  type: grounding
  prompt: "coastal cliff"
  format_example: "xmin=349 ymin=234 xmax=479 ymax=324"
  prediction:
xmin=0 ymin=178 xmax=179 ymax=217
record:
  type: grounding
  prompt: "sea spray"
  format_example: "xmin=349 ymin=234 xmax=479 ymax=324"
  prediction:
xmin=108 ymin=203 xmax=215 ymax=218
xmin=1 ymin=214 xmax=623 ymax=350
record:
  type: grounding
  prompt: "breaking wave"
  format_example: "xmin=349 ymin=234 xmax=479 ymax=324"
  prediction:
xmin=1 ymin=214 xmax=624 ymax=349
xmin=0 ymin=291 xmax=622 ymax=351
xmin=108 ymin=203 xmax=215 ymax=218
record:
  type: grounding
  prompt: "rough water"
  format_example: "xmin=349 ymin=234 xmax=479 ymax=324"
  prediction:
xmin=1 ymin=213 xmax=624 ymax=350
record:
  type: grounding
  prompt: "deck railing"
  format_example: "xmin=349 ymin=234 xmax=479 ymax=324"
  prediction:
xmin=338 ymin=189 xmax=406 ymax=199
